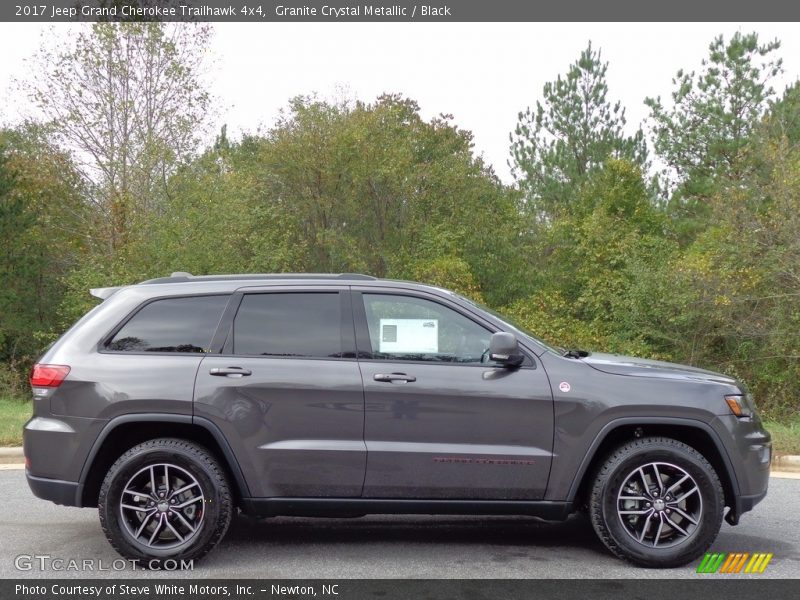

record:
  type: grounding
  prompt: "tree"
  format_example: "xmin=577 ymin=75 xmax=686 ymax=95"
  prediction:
xmin=636 ymin=86 xmax=800 ymax=419
xmin=0 ymin=127 xmax=87 ymax=393
xmin=762 ymin=81 xmax=800 ymax=147
xmin=245 ymin=94 xmax=522 ymax=304
xmin=0 ymin=141 xmax=28 ymax=394
xmin=646 ymin=32 xmax=782 ymax=201
xmin=504 ymin=159 xmax=677 ymax=356
xmin=510 ymin=42 xmax=647 ymax=218
xmin=25 ymin=22 xmax=212 ymax=254
xmin=86 ymin=95 xmax=524 ymax=309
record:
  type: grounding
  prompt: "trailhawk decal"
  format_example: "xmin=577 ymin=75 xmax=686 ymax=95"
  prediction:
xmin=432 ymin=457 xmax=537 ymax=465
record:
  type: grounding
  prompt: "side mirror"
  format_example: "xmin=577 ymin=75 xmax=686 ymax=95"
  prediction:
xmin=489 ymin=332 xmax=524 ymax=367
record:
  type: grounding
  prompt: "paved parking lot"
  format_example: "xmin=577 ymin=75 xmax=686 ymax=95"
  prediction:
xmin=0 ymin=469 xmax=797 ymax=579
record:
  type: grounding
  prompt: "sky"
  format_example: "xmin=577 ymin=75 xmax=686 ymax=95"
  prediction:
xmin=1 ymin=22 xmax=799 ymax=182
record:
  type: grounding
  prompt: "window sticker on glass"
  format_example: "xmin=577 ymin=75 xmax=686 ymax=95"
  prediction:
xmin=379 ymin=319 xmax=438 ymax=353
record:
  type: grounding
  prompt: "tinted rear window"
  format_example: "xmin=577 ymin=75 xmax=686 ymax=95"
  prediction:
xmin=107 ymin=295 xmax=229 ymax=353
xmin=233 ymin=293 xmax=342 ymax=358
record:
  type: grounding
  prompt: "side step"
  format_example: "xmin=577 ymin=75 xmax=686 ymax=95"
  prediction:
xmin=241 ymin=497 xmax=573 ymax=520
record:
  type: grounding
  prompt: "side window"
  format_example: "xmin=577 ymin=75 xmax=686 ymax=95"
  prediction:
xmin=107 ymin=295 xmax=228 ymax=353
xmin=361 ymin=294 xmax=491 ymax=363
xmin=233 ymin=293 xmax=342 ymax=358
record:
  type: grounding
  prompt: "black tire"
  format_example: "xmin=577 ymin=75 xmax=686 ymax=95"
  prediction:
xmin=99 ymin=438 xmax=233 ymax=568
xmin=588 ymin=436 xmax=723 ymax=568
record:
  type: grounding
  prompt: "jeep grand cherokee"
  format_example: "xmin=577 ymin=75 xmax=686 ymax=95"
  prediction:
xmin=23 ymin=273 xmax=771 ymax=567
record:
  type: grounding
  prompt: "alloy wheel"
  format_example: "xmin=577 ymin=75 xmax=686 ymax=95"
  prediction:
xmin=616 ymin=461 xmax=703 ymax=548
xmin=119 ymin=463 xmax=205 ymax=549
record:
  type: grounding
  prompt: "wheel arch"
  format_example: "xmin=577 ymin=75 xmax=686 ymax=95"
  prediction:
xmin=568 ymin=417 xmax=740 ymax=510
xmin=78 ymin=414 xmax=250 ymax=508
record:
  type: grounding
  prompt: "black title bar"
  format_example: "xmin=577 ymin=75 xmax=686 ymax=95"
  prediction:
xmin=3 ymin=0 xmax=800 ymax=22
xmin=5 ymin=579 xmax=800 ymax=600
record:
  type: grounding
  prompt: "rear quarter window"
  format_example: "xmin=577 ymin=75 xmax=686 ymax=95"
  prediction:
xmin=106 ymin=295 xmax=229 ymax=353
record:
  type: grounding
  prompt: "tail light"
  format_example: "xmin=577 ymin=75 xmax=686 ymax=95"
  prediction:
xmin=30 ymin=364 xmax=71 ymax=388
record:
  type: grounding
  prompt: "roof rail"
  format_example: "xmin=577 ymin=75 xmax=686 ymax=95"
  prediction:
xmin=138 ymin=272 xmax=377 ymax=285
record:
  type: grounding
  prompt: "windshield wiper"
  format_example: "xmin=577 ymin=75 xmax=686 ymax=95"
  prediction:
xmin=563 ymin=348 xmax=590 ymax=359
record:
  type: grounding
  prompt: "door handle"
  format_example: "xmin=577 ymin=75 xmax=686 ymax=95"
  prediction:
xmin=374 ymin=372 xmax=416 ymax=383
xmin=209 ymin=367 xmax=252 ymax=377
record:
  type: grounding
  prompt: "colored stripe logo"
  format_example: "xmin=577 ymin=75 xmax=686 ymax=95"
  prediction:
xmin=696 ymin=552 xmax=773 ymax=573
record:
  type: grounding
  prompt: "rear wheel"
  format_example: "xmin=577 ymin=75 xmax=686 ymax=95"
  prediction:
xmin=99 ymin=438 xmax=233 ymax=568
xmin=589 ymin=437 xmax=724 ymax=568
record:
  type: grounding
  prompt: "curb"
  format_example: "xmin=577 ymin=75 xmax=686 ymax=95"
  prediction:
xmin=0 ymin=447 xmax=23 ymax=464
xmin=773 ymin=454 xmax=800 ymax=473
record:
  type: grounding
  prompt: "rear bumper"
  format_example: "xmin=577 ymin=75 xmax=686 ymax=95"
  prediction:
xmin=26 ymin=472 xmax=82 ymax=507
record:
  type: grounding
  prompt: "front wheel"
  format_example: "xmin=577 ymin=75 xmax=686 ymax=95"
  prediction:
xmin=98 ymin=438 xmax=233 ymax=568
xmin=589 ymin=437 xmax=724 ymax=568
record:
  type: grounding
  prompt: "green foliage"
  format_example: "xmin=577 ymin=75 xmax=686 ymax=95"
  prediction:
xmin=699 ymin=131 xmax=800 ymax=420
xmin=0 ymin=397 xmax=32 ymax=447
xmin=505 ymin=159 xmax=678 ymax=358
xmin=249 ymin=95 xmax=520 ymax=296
xmin=764 ymin=417 xmax=800 ymax=455
xmin=510 ymin=43 xmax=647 ymax=218
xmin=0 ymin=143 xmax=27 ymax=360
xmin=0 ymin=127 xmax=87 ymax=370
xmin=763 ymin=82 xmax=800 ymax=145
xmin=120 ymin=95 xmax=522 ymax=307
xmin=646 ymin=32 xmax=783 ymax=242
xmin=503 ymin=290 xmax=606 ymax=350
xmin=406 ymin=256 xmax=486 ymax=303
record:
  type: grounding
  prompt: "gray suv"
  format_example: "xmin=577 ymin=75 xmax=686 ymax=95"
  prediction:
xmin=24 ymin=273 xmax=771 ymax=568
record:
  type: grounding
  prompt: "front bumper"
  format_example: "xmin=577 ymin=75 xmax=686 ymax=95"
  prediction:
xmin=26 ymin=472 xmax=82 ymax=507
xmin=714 ymin=416 xmax=772 ymax=482
xmin=726 ymin=489 xmax=769 ymax=525
xmin=712 ymin=414 xmax=771 ymax=525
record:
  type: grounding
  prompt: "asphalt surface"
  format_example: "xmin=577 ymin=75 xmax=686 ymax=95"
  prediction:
xmin=0 ymin=469 xmax=797 ymax=579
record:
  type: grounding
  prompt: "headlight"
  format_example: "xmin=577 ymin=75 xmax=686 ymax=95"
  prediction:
xmin=725 ymin=393 xmax=756 ymax=418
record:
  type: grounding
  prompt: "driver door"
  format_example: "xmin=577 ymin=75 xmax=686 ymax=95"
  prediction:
xmin=353 ymin=289 xmax=554 ymax=500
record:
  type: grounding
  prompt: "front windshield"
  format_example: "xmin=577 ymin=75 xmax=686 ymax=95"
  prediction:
xmin=453 ymin=293 xmax=562 ymax=355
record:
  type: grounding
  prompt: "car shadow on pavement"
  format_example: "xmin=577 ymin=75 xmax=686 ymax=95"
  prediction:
xmin=224 ymin=512 xmax=605 ymax=551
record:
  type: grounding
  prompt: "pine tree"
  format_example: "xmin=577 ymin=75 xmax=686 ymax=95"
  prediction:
xmin=510 ymin=42 xmax=647 ymax=218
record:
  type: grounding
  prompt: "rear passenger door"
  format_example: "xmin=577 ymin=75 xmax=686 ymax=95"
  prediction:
xmin=194 ymin=287 xmax=367 ymax=498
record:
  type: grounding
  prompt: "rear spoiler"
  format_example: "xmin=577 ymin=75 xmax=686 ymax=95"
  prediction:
xmin=90 ymin=286 xmax=123 ymax=300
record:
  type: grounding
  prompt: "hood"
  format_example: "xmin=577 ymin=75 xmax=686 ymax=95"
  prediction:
xmin=581 ymin=352 xmax=737 ymax=385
